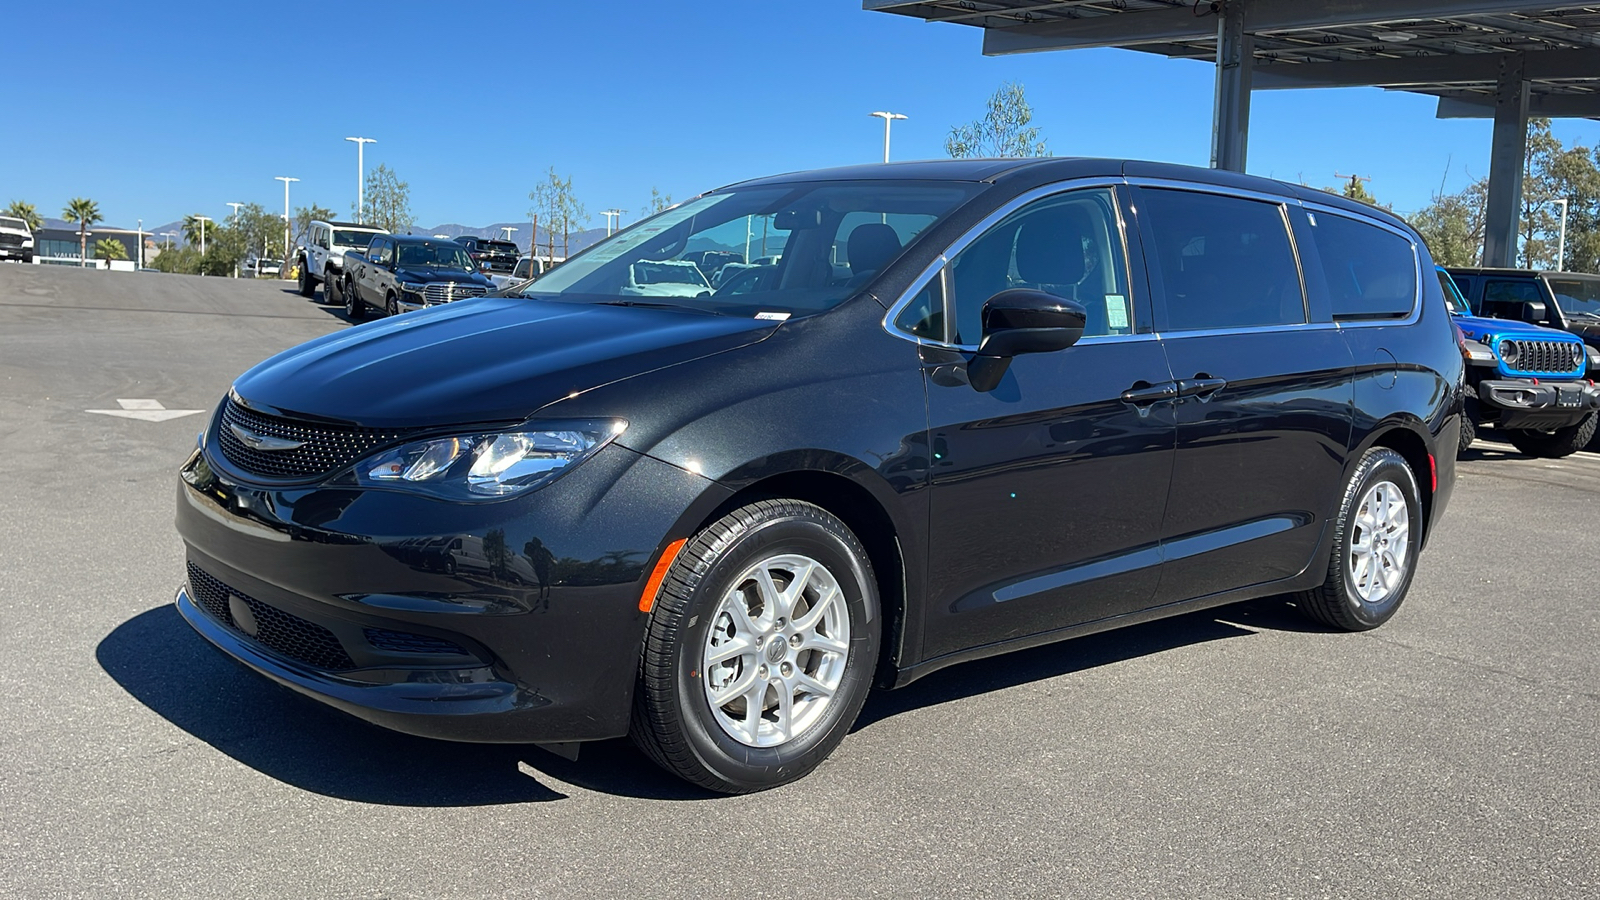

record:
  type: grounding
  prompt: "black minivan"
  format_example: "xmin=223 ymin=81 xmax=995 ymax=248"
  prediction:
xmin=176 ymin=158 xmax=1461 ymax=793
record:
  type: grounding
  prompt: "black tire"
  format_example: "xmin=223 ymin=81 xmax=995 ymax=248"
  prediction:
xmin=386 ymin=293 xmax=400 ymax=317
xmin=345 ymin=279 xmax=365 ymax=320
xmin=631 ymin=499 xmax=881 ymax=794
xmin=1503 ymin=412 xmax=1598 ymax=459
xmin=1296 ymin=447 xmax=1421 ymax=632
xmin=1457 ymin=410 xmax=1476 ymax=454
xmin=323 ymin=269 xmax=341 ymax=305
xmin=296 ymin=262 xmax=314 ymax=297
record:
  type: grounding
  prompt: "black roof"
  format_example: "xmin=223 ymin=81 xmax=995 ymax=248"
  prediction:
xmin=723 ymin=157 xmax=1414 ymax=234
xmin=324 ymin=220 xmax=381 ymax=229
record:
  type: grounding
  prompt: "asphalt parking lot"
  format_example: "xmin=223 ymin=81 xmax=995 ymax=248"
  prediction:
xmin=1 ymin=263 xmax=1596 ymax=899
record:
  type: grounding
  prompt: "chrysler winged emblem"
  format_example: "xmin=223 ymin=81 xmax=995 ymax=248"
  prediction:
xmin=229 ymin=423 xmax=304 ymax=452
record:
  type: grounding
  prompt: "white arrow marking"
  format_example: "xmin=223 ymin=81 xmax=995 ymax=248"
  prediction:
xmin=86 ymin=398 xmax=206 ymax=422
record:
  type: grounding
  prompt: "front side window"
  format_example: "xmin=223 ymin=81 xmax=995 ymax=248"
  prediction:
xmin=1307 ymin=211 xmax=1417 ymax=320
xmin=903 ymin=187 xmax=1132 ymax=345
xmin=373 ymin=239 xmax=393 ymax=266
xmin=512 ymin=180 xmax=980 ymax=318
xmin=1544 ymin=277 xmax=1600 ymax=318
xmin=1139 ymin=188 xmax=1305 ymax=332
xmin=1438 ymin=268 xmax=1472 ymax=316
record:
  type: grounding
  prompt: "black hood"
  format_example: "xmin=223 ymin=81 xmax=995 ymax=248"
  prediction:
xmin=232 ymin=297 xmax=779 ymax=428
xmin=394 ymin=266 xmax=491 ymax=285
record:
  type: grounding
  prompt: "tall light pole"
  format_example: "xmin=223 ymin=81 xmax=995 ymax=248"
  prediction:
xmin=346 ymin=137 xmax=376 ymax=223
xmin=193 ymin=215 xmax=213 ymax=272
xmin=501 ymin=226 xmax=517 ymax=241
xmin=274 ymin=176 xmax=298 ymax=262
xmin=226 ymin=203 xmax=244 ymax=277
xmin=161 ymin=231 xmax=177 ymax=250
xmin=601 ymin=209 xmax=622 ymax=236
xmin=1553 ymin=198 xmax=1569 ymax=271
xmin=136 ymin=218 xmax=144 ymax=270
xmin=869 ymin=111 xmax=908 ymax=163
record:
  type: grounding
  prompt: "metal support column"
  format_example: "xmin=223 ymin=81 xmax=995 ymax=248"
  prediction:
xmin=1482 ymin=54 xmax=1529 ymax=268
xmin=1210 ymin=0 xmax=1253 ymax=172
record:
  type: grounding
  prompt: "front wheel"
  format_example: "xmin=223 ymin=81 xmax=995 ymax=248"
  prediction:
xmin=1504 ymin=412 xmax=1598 ymax=459
xmin=1296 ymin=447 xmax=1421 ymax=631
xmin=386 ymin=293 xmax=399 ymax=317
xmin=324 ymin=270 xmax=341 ymax=305
xmin=631 ymin=500 xmax=881 ymax=794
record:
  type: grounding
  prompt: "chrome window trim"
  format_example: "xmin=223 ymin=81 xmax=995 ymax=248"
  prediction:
xmin=1298 ymin=200 xmax=1424 ymax=329
xmin=882 ymin=177 xmax=1133 ymax=351
xmin=1154 ymin=322 xmax=1341 ymax=341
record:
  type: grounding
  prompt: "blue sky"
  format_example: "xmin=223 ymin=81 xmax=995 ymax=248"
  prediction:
xmin=6 ymin=1 xmax=1599 ymax=231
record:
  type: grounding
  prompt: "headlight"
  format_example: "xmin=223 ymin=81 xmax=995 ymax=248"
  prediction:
xmin=1498 ymin=339 xmax=1519 ymax=366
xmin=350 ymin=419 xmax=625 ymax=499
xmin=398 ymin=281 xmax=427 ymax=295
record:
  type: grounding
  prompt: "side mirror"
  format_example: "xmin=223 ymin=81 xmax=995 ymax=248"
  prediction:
xmin=1521 ymin=300 xmax=1548 ymax=324
xmin=968 ymin=289 xmax=1087 ymax=391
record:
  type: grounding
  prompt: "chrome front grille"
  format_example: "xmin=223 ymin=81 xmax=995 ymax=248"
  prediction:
xmin=422 ymin=282 xmax=488 ymax=305
xmin=216 ymin=397 xmax=417 ymax=481
xmin=1506 ymin=339 xmax=1583 ymax=376
xmin=0 ymin=235 xmax=23 ymax=248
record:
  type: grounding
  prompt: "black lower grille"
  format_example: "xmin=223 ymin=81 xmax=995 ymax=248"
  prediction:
xmin=186 ymin=563 xmax=357 ymax=670
xmin=216 ymin=397 xmax=417 ymax=482
xmin=0 ymin=235 xmax=23 ymax=248
xmin=364 ymin=628 xmax=468 ymax=655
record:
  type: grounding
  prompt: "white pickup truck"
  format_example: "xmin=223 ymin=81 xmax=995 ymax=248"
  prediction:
xmin=0 ymin=216 xmax=34 ymax=264
xmin=296 ymin=220 xmax=387 ymax=302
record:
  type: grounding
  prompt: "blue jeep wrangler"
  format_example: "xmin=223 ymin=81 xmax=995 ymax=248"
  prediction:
xmin=1438 ymin=267 xmax=1600 ymax=457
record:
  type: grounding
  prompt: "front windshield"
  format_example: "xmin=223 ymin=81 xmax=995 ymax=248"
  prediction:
xmin=397 ymin=243 xmax=476 ymax=269
xmin=334 ymin=229 xmax=382 ymax=248
xmin=1546 ymin=276 xmax=1600 ymax=317
xmin=512 ymin=180 xmax=981 ymax=317
xmin=1437 ymin=268 xmax=1472 ymax=315
xmin=0 ymin=217 xmax=27 ymax=231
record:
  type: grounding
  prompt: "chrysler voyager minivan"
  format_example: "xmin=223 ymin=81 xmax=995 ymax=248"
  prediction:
xmin=176 ymin=158 xmax=1461 ymax=793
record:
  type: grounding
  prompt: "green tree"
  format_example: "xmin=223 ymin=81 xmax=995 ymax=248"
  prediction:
xmin=360 ymin=164 xmax=414 ymax=235
xmin=93 ymin=238 xmax=128 ymax=264
xmin=1410 ymin=178 xmax=1489 ymax=268
xmin=945 ymin=82 xmax=1049 ymax=159
xmin=3 ymin=201 xmax=43 ymax=231
xmin=182 ymin=214 xmax=216 ymax=248
xmin=528 ymin=167 xmax=587 ymax=260
xmin=1341 ymin=175 xmax=1378 ymax=206
xmin=641 ymin=187 xmax=672 ymax=217
xmin=61 ymin=197 xmax=102 ymax=267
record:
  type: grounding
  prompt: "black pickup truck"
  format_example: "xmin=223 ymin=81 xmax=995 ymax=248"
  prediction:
xmin=341 ymin=235 xmax=495 ymax=319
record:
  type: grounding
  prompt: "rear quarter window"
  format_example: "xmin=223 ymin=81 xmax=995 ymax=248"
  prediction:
xmin=1306 ymin=211 xmax=1417 ymax=320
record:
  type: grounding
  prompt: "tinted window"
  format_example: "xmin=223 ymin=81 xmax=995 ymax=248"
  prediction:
xmin=1307 ymin=211 xmax=1416 ymax=319
xmin=1450 ymin=274 xmax=1473 ymax=300
xmin=1546 ymin=277 xmax=1600 ymax=316
xmin=1139 ymin=188 xmax=1304 ymax=331
xmin=937 ymin=187 xmax=1133 ymax=345
xmin=1484 ymin=280 xmax=1541 ymax=305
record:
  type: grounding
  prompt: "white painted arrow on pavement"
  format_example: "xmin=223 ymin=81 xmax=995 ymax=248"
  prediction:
xmin=85 ymin=398 xmax=206 ymax=422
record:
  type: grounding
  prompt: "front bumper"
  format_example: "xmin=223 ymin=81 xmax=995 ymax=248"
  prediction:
xmin=0 ymin=245 xmax=32 ymax=259
xmin=175 ymin=439 xmax=728 ymax=744
xmin=1477 ymin=378 xmax=1600 ymax=430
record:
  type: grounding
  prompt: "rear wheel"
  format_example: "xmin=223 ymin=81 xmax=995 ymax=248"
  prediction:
xmin=631 ymin=499 xmax=880 ymax=794
xmin=323 ymin=269 xmax=340 ymax=305
xmin=344 ymin=279 xmax=365 ymax=320
xmin=1296 ymin=447 xmax=1421 ymax=631
xmin=1504 ymin=412 xmax=1598 ymax=459
xmin=296 ymin=263 xmax=314 ymax=297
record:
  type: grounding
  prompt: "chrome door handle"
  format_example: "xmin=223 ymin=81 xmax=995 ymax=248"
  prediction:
xmin=1120 ymin=381 xmax=1179 ymax=405
xmin=1177 ymin=376 xmax=1228 ymax=399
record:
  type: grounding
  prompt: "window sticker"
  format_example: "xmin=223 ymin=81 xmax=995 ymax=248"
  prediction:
xmin=1105 ymin=294 xmax=1130 ymax=331
xmin=754 ymin=311 xmax=790 ymax=321
xmin=1307 ymin=212 xmax=1319 ymax=227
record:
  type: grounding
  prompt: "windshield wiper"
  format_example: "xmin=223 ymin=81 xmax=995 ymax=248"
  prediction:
xmin=1564 ymin=310 xmax=1600 ymax=320
xmin=595 ymin=300 xmax=722 ymax=315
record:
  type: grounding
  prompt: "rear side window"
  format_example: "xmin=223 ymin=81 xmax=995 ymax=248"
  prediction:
xmin=1139 ymin=188 xmax=1305 ymax=332
xmin=1484 ymin=279 xmax=1541 ymax=305
xmin=1306 ymin=211 xmax=1417 ymax=319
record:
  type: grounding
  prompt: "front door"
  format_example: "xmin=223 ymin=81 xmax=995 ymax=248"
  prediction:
xmin=1130 ymin=185 xmax=1354 ymax=603
xmin=912 ymin=185 xmax=1178 ymax=661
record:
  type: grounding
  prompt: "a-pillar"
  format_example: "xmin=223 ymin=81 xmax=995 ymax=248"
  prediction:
xmin=1211 ymin=0 xmax=1253 ymax=172
xmin=1482 ymin=54 xmax=1529 ymax=268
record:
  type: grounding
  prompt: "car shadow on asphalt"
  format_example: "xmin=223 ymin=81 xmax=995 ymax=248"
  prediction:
xmin=99 ymin=596 xmax=1326 ymax=806
xmin=279 ymin=287 xmax=363 ymax=325
xmin=851 ymin=594 xmax=1328 ymax=732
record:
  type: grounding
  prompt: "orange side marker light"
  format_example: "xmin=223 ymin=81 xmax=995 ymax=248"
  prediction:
xmin=639 ymin=538 xmax=688 ymax=613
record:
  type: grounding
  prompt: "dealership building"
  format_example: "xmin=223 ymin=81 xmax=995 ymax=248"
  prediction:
xmin=34 ymin=227 xmax=149 ymax=268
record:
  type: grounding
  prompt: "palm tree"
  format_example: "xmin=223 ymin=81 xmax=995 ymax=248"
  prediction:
xmin=93 ymin=238 xmax=128 ymax=266
xmin=62 ymin=198 xmax=102 ymax=268
xmin=182 ymin=214 xmax=209 ymax=247
xmin=2 ymin=201 xmax=43 ymax=232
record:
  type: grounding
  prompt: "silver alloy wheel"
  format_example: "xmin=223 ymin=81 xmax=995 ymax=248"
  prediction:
xmin=701 ymin=553 xmax=851 ymax=748
xmin=1348 ymin=480 xmax=1410 ymax=605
